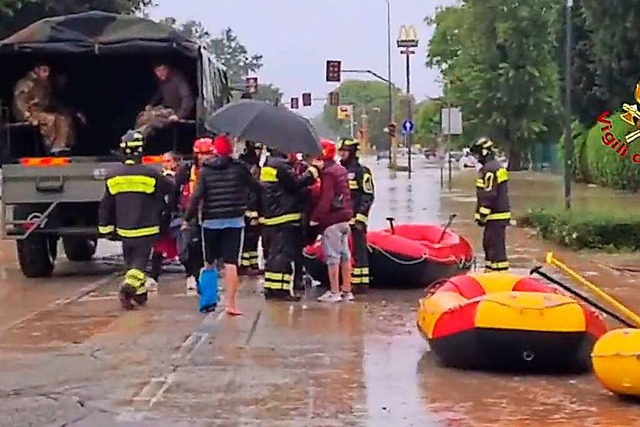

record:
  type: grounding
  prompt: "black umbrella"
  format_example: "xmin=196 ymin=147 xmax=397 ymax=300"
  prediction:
xmin=206 ymin=100 xmax=321 ymax=155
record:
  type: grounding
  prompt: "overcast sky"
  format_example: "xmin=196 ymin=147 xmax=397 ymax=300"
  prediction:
xmin=148 ymin=0 xmax=457 ymax=118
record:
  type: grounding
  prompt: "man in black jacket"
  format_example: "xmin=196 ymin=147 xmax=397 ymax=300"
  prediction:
xmin=183 ymin=135 xmax=260 ymax=316
xmin=98 ymin=130 xmax=174 ymax=310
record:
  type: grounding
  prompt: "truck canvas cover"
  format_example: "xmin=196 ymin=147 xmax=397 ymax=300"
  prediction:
xmin=0 ymin=10 xmax=198 ymax=56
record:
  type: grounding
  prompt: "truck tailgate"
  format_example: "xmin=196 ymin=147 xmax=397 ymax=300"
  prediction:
xmin=1 ymin=162 xmax=120 ymax=204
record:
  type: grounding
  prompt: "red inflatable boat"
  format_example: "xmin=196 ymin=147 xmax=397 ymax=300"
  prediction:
xmin=302 ymin=222 xmax=475 ymax=288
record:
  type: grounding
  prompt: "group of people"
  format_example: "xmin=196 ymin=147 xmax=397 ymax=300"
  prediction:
xmin=98 ymin=128 xmax=375 ymax=314
xmin=11 ymin=63 xmax=193 ymax=153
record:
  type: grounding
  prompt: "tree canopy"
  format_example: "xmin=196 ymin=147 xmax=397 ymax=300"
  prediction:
xmin=321 ymin=80 xmax=403 ymax=149
xmin=426 ymin=0 xmax=561 ymax=169
xmin=162 ymin=18 xmax=282 ymax=103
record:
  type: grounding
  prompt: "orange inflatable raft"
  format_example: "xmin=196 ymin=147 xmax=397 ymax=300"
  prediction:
xmin=417 ymin=272 xmax=608 ymax=372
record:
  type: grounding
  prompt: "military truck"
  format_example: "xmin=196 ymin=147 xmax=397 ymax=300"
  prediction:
xmin=0 ymin=11 xmax=232 ymax=278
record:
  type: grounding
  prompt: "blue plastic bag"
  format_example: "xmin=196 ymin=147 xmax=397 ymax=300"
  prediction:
xmin=197 ymin=267 xmax=218 ymax=313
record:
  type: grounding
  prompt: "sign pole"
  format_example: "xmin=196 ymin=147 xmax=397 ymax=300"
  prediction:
xmin=405 ymin=50 xmax=412 ymax=175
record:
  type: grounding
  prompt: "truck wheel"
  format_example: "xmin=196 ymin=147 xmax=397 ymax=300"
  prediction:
xmin=62 ymin=237 xmax=98 ymax=262
xmin=17 ymin=235 xmax=56 ymax=278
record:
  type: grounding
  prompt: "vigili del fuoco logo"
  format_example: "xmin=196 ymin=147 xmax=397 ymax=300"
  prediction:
xmin=598 ymin=81 xmax=640 ymax=163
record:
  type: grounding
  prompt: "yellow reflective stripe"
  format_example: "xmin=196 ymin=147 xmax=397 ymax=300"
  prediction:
xmin=490 ymin=261 xmax=510 ymax=269
xmin=487 ymin=212 xmax=511 ymax=220
xmin=264 ymin=281 xmax=283 ymax=289
xmin=475 ymin=178 xmax=484 ymax=188
xmin=245 ymin=210 xmax=259 ymax=218
xmin=361 ymin=276 xmax=370 ymax=284
xmin=260 ymin=166 xmax=278 ymax=182
xmin=352 ymin=267 xmax=363 ymax=275
xmin=116 ymin=226 xmax=160 ymax=238
xmin=479 ymin=206 xmax=491 ymax=215
xmin=355 ymin=213 xmax=368 ymax=224
xmin=107 ymin=175 xmax=156 ymax=195
xmin=308 ymin=166 xmax=319 ymax=179
xmin=125 ymin=268 xmax=146 ymax=287
xmin=348 ymin=180 xmax=358 ymax=190
xmin=258 ymin=217 xmax=265 ymax=224
xmin=352 ymin=277 xmax=363 ymax=284
xmin=241 ymin=260 xmax=252 ymax=266
xmin=348 ymin=218 xmax=355 ymax=225
xmin=264 ymin=272 xmax=292 ymax=281
xmin=262 ymin=213 xmax=302 ymax=226
xmin=496 ymin=167 xmax=508 ymax=183
xmin=474 ymin=213 xmax=481 ymax=220
xmin=98 ymin=225 xmax=114 ymax=234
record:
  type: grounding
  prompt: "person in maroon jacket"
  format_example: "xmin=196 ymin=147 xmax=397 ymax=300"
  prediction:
xmin=310 ymin=140 xmax=354 ymax=303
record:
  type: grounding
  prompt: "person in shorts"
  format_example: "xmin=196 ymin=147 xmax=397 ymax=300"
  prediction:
xmin=183 ymin=135 xmax=260 ymax=315
xmin=310 ymin=140 xmax=354 ymax=303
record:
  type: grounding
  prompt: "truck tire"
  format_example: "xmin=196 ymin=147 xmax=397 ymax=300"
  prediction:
xmin=17 ymin=235 xmax=56 ymax=278
xmin=62 ymin=237 xmax=97 ymax=262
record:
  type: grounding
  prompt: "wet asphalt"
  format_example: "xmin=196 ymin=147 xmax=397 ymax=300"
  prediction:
xmin=0 ymin=155 xmax=638 ymax=426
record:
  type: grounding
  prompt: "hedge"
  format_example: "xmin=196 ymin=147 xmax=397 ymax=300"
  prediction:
xmin=566 ymin=110 xmax=640 ymax=191
xmin=519 ymin=207 xmax=640 ymax=250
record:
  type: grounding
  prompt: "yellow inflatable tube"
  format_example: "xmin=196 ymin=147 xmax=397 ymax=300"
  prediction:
xmin=592 ymin=328 xmax=640 ymax=398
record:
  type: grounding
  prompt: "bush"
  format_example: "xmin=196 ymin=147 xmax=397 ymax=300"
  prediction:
xmin=519 ymin=207 xmax=640 ymax=250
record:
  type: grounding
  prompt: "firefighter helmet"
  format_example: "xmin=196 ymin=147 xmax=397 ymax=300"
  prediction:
xmin=337 ymin=138 xmax=360 ymax=152
xmin=120 ymin=130 xmax=145 ymax=160
xmin=193 ymin=138 xmax=214 ymax=154
xmin=470 ymin=137 xmax=495 ymax=157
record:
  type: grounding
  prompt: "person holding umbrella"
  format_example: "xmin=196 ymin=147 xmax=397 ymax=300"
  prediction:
xmin=259 ymin=146 xmax=321 ymax=301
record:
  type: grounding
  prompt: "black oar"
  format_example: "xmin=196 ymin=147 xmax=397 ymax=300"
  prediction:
xmin=437 ymin=213 xmax=458 ymax=244
xmin=385 ymin=216 xmax=396 ymax=234
xmin=530 ymin=266 xmax=634 ymax=328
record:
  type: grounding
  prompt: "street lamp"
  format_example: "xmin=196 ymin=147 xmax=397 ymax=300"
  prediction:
xmin=384 ymin=0 xmax=393 ymax=163
xmin=563 ymin=0 xmax=573 ymax=210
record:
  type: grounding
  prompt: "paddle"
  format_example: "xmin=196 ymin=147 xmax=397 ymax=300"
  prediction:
xmin=385 ymin=217 xmax=395 ymax=234
xmin=437 ymin=213 xmax=458 ymax=244
xmin=530 ymin=265 xmax=635 ymax=328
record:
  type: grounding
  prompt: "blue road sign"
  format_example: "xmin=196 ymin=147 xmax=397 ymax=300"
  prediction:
xmin=402 ymin=119 xmax=414 ymax=134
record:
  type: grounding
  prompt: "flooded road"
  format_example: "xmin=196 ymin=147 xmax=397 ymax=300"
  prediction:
xmin=0 ymin=156 xmax=638 ymax=425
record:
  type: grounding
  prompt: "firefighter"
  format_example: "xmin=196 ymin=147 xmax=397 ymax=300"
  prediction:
xmin=98 ymin=130 xmax=174 ymax=309
xmin=260 ymin=146 xmax=320 ymax=301
xmin=338 ymin=138 xmax=375 ymax=293
xmin=238 ymin=141 xmax=264 ymax=275
xmin=470 ymin=137 xmax=511 ymax=272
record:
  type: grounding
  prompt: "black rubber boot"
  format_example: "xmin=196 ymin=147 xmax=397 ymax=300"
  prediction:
xmin=119 ymin=284 xmax=136 ymax=310
xmin=132 ymin=292 xmax=148 ymax=306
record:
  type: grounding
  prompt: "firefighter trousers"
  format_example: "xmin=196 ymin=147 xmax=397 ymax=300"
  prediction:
xmin=482 ymin=221 xmax=509 ymax=271
xmin=350 ymin=225 xmax=370 ymax=292
xmin=120 ymin=236 xmax=155 ymax=307
xmin=240 ymin=221 xmax=261 ymax=270
xmin=263 ymin=224 xmax=303 ymax=300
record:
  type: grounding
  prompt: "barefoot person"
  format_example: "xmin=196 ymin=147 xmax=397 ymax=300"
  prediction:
xmin=183 ymin=135 xmax=261 ymax=315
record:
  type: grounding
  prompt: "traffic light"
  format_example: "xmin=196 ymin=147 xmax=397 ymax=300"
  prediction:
xmin=325 ymin=60 xmax=342 ymax=82
xmin=302 ymin=92 xmax=312 ymax=106
xmin=388 ymin=122 xmax=397 ymax=138
xmin=328 ymin=91 xmax=340 ymax=106
xmin=290 ymin=97 xmax=299 ymax=109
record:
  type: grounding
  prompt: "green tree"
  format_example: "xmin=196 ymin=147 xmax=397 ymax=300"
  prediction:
xmin=426 ymin=0 xmax=562 ymax=170
xmin=322 ymin=80 xmax=402 ymax=149
xmin=413 ymin=98 xmax=442 ymax=147
xmin=163 ymin=18 xmax=283 ymax=101
xmin=0 ymin=0 xmax=152 ymax=38
xmin=581 ymin=0 xmax=640 ymax=112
